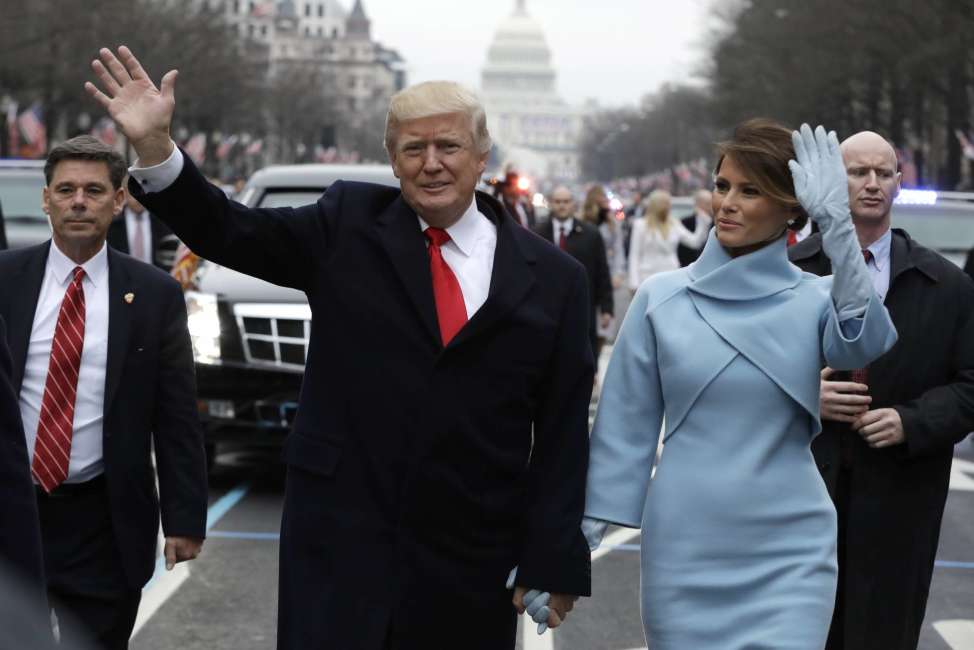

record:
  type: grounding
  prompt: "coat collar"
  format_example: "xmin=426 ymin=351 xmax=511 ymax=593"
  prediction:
xmin=789 ymin=228 xmax=940 ymax=285
xmin=687 ymin=230 xmax=802 ymax=301
xmin=376 ymin=190 xmax=535 ymax=350
xmin=7 ymin=242 xmax=51 ymax=392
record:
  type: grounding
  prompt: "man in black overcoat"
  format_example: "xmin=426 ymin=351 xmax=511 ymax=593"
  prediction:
xmin=534 ymin=186 xmax=612 ymax=355
xmin=86 ymin=46 xmax=593 ymax=650
xmin=789 ymin=131 xmax=974 ymax=650
xmin=676 ymin=189 xmax=712 ymax=267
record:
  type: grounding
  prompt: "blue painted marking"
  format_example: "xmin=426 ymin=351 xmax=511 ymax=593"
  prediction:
xmin=208 ymin=530 xmax=280 ymax=541
xmin=935 ymin=560 xmax=974 ymax=569
xmin=143 ymin=482 xmax=251 ymax=590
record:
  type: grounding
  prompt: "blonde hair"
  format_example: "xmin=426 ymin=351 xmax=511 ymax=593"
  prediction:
xmin=384 ymin=81 xmax=492 ymax=154
xmin=642 ymin=189 xmax=672 ymax=237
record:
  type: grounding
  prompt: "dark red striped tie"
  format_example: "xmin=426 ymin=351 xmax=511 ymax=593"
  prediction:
xmin=32 ymin=267 xmax=86 ymax=492
xmin=424 ymin=228 xmax=467 ymax=346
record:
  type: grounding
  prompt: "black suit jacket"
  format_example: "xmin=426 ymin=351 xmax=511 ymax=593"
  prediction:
xmin=676 ymin=212 xmax=707 ymax=267
xmin=790 ymin=230 xmax=974 ymax=650
xmin=533 ymin=218 xmax=612 ymax=348
xmin=106 ymin=211 xmax=175 ymax=272
xmin=0 ymin=313 xmax=45 ymax=600
xmin=965 ymin=245 xmax=974 ymax=282
xmin=0 ymin=242 xmax=208 ymax=589
xmin=133 ymin=153 xmax=593 ymax=650
xmin=502 ymin=196 xmax=536 ymax=229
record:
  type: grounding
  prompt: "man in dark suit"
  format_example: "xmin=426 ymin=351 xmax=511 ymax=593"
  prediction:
xmin=534 ymin=186 xmax=612 ymax=355
xmin=676 ymin=189 xmax=712 ymax=267
xmin=789 ymin=131 xmax=974 ymax=650
xmin=0 ymin=135 xmax=208 ymax=650
xmin=87 ymin=47 xmax=592 ymax=649
xmin=106 ymin=184 xmax=174 ymax=271
xmin=964 ymin=245 xmax=974 ymax=282
xmin=498 ymin=170 xmax=536 ymax=228
xmin=0 ymin=199 xmax=8 ymax=249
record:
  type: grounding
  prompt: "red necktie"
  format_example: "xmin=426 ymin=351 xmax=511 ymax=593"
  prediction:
xmin=849 ymin=249 xmax=873 ymax=385
xmin=558 ymin=224 xmax=567 ymax=250
xmin=424 ymin=228 xmax=467 ymax=345
xmin=786 ymin=229 xmax=798 ymax=247
xmin=32 ymin=267 xmax=86 ymax=492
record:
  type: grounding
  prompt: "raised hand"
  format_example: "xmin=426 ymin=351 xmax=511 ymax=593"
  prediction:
xmin=84 ymin=46 xmax=177 ymax=166
xmin=788 ymin=123 xmax=850 ymax=232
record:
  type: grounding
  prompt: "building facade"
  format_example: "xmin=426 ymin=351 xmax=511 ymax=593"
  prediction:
xmin=481 ymin=0 xmax=584 ymax=182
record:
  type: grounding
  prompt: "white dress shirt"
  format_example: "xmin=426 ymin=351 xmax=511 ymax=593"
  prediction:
xmin=862 ymin=228 xmax=892 ymax=302
xmin=552 ymin=217 xmax=574 ymax=245
xmin=20 ymin=242 xmax=109 ymax=483
xmin=125 ymin=206 xmax=153 ymax=264
xmin=129 ymin=144 xmax=498 ymax=318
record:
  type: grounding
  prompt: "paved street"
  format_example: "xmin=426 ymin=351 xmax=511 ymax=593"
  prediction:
xmin=132 ymin=402 xmax=974 ymax=649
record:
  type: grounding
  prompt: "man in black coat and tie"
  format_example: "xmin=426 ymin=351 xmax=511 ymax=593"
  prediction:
xmin=789 ymin=131 xmax=974 ymax=650
xmin=676 ymin=189 xmax=712 ymax=267
xmin=106 ymin=184 xmax=174 ymax=271
xmin=0 ymin=135 xmax=208 ymax=650
xmin=534 ymin=186 xmax=612 ymax=356
xmin=86 ymin=46 xmax=593 ymax=649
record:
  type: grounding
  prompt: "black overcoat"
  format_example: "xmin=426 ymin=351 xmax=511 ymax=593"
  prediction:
xmin=133 ymin=153 xmax=594 ymax=650
xmin=533 ymin=218 xmax=612 ymax=352
xmin=790 ymin=229 xmax=974 ymax=650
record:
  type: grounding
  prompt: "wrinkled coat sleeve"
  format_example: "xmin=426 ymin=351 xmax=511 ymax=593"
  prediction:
xmin=896 ymin=276 xmax=974 ymax=458
xmin=130 ymin=150 xmax=332 ymax=293
xmin=585 ymin=285 xmax=663 ymax=527
xmin=820 ymin=287 xmax=897 ymax=371
xmin=515 ymin=265 xmax=594 ymax=597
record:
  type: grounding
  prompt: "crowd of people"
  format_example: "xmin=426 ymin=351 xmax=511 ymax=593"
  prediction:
xmin=0 ymin=43 xmax=971 ymax=650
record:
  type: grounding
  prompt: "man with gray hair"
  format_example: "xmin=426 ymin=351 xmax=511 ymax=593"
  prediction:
xmin=85 ymin=46 xmax=593 ymax=649
xmin=790 ymin=130 xmax=974 ymax=650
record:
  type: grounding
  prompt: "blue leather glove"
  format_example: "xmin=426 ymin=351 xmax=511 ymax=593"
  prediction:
xmin=789 ymin=124 xmax=872 ymax=321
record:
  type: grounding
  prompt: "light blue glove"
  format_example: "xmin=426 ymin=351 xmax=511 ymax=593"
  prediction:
xmin=789 ymin=124 xmax=872 ymax=321
xmin=582 ymin=516 xmax=609 ymax=552
xmin=506 ymin=566 xmax=552 ymax=634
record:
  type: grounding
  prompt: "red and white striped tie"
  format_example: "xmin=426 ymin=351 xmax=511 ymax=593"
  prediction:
xmin=32 ymin=266 xmax=86 ymax=492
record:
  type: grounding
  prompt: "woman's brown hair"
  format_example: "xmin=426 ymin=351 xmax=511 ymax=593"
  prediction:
xmin=714 ymin=118 xmax=809 ymax=231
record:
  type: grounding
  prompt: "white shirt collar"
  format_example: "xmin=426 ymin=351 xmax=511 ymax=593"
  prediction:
xmin=417 ymin=197 xmax=481 ymax=257
xmin=127 ymin=207 xmax=146 ymax=220
xmin=864 ymin=228 xmax=892 ymax=272
xmin=553 ymin=217 xmax=574 ymax=234
xmin=49 ymin=240 xmax=109 ymax=288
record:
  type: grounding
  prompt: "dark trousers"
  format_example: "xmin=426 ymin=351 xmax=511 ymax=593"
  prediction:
xmin=36 ymin=476 xmax=141 ymax=650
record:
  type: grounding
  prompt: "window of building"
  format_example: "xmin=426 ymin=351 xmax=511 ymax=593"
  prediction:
xmin=318 ymin=3 xmax=324 ymax=17
xmin=249 ymin=1 xmax=255 ymax=12
xmin=317 ymin=27 xmax=323 ymax=36
xmin=305 ymin=26 xmax=310 ymax=36
xmin=261 ymin=24 xmax=268 ymax=36
xmin=332 ymin=27 xmax=338 ymax=37
xmin=305 ymin=3 xmax=310 ymax=16
xmin=233 ymin=0 xmax=240 ymax=12
xmin=248 ymin=23 xmax=255 ymax=36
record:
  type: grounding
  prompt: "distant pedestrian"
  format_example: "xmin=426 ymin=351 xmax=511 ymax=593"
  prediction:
xmin=535 ymin=186 xmax=613 ymax=357
xmin=790 ymin=130 xmax=974 ymax=650
xmin=581 ymin=185 xmax=625 ymax=343
xmin=627 ymin=189 xmax=710 ymax=291
xmin=675 ymin=189 xmax=713 ymax=267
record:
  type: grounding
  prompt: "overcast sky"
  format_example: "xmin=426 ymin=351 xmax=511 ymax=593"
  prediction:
xmin=364 ymin=0 xmax=714 ymax=108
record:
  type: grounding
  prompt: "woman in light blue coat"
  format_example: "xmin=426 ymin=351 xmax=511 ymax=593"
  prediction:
xmin=581 ymin=120 xmax=898 ymax=649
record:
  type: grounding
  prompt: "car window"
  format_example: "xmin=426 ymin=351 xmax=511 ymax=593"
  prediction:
xmin=256 ymin=189 xmax=326 ymax=209
xmin=0 ymin=174 xmax=46 ymax=220
xmin=891 ymin=205 xmax=974 ymax=253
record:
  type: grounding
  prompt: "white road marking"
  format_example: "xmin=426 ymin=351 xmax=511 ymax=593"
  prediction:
xmin=593 ymin=527 xmax=641 ymax=562
xmin=131 ymin=552 xmax=191 ymax=637
xmin=934 ymin=619 xmax=974 ymax=648
xmin=949 ymin=458 xmax=974 ymax=492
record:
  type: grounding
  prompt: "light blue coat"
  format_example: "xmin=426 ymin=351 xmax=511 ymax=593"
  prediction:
xmin=586 ymin=232 xmax=896 ymax=649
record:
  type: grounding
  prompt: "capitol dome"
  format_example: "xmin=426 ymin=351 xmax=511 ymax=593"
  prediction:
xmin=481 ymin=0 xmax=557 ymax=101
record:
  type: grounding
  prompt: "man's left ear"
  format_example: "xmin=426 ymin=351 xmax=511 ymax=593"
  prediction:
xmin=893 ymin=171 xmax=902 ymax=200
xmin=114 ymin=187 xmax=126 ymax=214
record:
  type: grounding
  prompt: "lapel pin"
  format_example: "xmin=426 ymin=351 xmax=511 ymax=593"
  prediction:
xmin=124 ymin=292 xmax=135 ymax=304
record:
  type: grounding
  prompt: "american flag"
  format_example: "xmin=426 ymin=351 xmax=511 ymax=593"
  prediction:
xmin=5 ymin=101 xmax=18 ymax=156
xmin=170 ymin=242 xmax=201 ymax=291
xmin=216 ymin=134 xmax=239 ymax=160
xmin=251 ymin=1 xmax=274 ymax=17
xmin=91 ymin=117 xmax=117 ymax=147
xmin=184 ymin=132 xmax=207 ymax=165
xmin=245 ymin=138 xmax=263 ymax=155
xmin=17 ymin=103 xmax=46 ymax=156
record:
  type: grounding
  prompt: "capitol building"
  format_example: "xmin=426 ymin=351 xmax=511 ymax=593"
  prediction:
xmin=481 ymin=0 xmax=586 ymax=182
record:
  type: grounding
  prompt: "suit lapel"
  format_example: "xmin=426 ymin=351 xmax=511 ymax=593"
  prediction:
xmin=8 ymin=243 xmax=51 ymax=392
xmin=448 ymin=194 xmax=535 ymax=350
xmin=376 ymin=198 xmax=441 ymax=346
xmin=104 ymin=248 xmax=135 ymax=415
